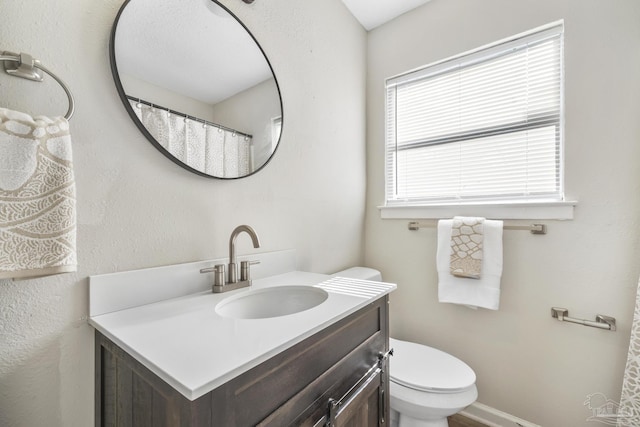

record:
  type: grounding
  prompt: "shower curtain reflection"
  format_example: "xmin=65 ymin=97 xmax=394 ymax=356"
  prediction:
xmin=129 ymin=99 xmax=251 ymax=177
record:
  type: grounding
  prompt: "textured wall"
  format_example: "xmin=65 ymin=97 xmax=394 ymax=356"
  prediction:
xmin=364 ymin=1 xmax=640 ymax=426
xmin=0 ymin=0 xmax=366 ymax=425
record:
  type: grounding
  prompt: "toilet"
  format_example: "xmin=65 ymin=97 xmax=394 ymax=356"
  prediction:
xmin=332 ymin=267 xmax=478 ymax=427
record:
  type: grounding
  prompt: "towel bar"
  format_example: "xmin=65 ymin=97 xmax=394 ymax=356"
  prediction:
xmin=551 ymin=307 xmax=616 ymax=331
xmin=408 ymin=221 xmax=547 ymax=235
xmin=1 ymin=51 xmax=75 ymax=120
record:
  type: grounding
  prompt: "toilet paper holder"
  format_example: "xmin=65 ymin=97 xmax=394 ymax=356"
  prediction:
xmin=551 ymin=307 xmax=616 ymax=331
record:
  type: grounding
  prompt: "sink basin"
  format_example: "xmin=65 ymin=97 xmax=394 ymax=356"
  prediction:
xmin=215 ymin=286 xmax=329 ymax=319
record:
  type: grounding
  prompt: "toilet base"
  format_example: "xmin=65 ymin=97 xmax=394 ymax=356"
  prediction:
xmin=390 ymin=381 xmax=477 ymax=427
xmin=401 ymin=415 xmax=448 ymax=427
xmin=391 ymin=409 xmax=449 ymax=427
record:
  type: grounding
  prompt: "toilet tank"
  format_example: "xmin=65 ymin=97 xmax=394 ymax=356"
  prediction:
xmin=332 ymin=267 xmax=382 ymax=282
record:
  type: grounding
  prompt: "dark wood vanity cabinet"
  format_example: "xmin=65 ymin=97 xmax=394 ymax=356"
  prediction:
xmin=95 ymin=296 xmax=390 ymax=427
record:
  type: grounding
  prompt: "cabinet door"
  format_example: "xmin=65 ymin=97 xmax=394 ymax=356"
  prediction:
xmin=255 ymin=340 xmax=386 ymax=427
xmin=253 ymin=299 xmax=389 ymax=427
xmin=323 ymin=365 xmax=385 ymax=427
xmin=301 ymin=348 xmax=391 ymax=427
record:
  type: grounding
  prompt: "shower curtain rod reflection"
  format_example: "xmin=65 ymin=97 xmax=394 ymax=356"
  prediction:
xmin=126 ymin=95 xmax=252 ymax=139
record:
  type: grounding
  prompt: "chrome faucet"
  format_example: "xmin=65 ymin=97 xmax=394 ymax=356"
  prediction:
xmin=200 ymin=225 xmax=261 ymax=293
xmin=228 ymin=224 xmax=260 ymax=284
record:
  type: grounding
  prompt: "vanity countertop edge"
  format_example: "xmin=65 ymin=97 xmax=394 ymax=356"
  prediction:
xmin=89 ymin=269 xmax=396 ymax=401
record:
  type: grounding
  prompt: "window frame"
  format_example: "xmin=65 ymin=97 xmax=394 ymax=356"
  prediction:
xmin=381 ymin=21 xmax=575 ymax=220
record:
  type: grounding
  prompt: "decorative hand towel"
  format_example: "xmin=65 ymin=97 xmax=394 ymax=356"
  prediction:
xmin=450 ymin=216 xmax=484 ymax=279
xmin=437 ymin=219 xmax=503 ymax=310
xmin=0 ymin=107 xmax=76 ymax=279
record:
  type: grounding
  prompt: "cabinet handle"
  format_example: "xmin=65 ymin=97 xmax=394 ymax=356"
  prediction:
xmin=378 ymin=349 xmax=393 ymax=426
xmin=325 ymin=367 xmax=381 ymax=427
xmin=324 ymin=349 xmax=394 ymax=427
xmin=326 ymin=398 xmax=340 ymax=427
xmin=378 ymin=389 xmax=385 ymax=426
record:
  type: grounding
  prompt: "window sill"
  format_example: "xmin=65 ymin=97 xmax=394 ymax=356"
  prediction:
xmin=378 ymin=201 xmax=576 ymax=220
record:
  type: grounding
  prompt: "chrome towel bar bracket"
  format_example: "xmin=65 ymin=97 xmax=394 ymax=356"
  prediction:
xmin=1 ymin=51 xmax=75 ymax=120
xmin=4 ymin=52 xmax=43 ymax=81
xmin=551 ymin=307 xmax=616 ymax=331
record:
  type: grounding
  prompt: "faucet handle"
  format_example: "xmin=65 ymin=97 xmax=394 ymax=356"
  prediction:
xmin=240 ymin=260 xmax=260 ymax=282
xmin=213 ymin=264 xmax=226 ymax=288
xmin=201 ymin=264 xmax=227 ymax=291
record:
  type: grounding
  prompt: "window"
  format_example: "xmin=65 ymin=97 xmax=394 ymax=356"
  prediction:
xmin=384 ymin=22 xmax=564 ymax=208
xmin=271 ymin=116 xmax=282 ymax=150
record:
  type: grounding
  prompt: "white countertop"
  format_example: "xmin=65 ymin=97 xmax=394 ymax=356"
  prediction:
xmin=89 ymin=270 xmax=396 ymax=400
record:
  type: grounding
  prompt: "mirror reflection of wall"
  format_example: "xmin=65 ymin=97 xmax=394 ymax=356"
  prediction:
xmin=111 ymin=0 xmax=283 ymax=179
xmin=209 ymin=78 xmax=281 ymax=172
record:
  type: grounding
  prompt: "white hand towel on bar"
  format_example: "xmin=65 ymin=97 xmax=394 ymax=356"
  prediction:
xmin=0 ymin=107 xmax=77 ymax=279
xmin=437 ymin=219 xmax=503 ymax=310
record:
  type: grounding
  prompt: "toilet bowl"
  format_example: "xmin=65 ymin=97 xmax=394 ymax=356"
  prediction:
xmin=389 ymin=338 xmax=477 ymax=427
xmin=332 ymin=267 xmax=478 ymax=427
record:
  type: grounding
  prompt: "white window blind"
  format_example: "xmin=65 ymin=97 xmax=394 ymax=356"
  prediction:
xmin=385 ymin=22 xmax=564 ymax=206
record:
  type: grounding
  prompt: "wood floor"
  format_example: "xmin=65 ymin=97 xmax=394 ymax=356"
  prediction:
xmin=448 ymin=414 xmax=489 ymax=427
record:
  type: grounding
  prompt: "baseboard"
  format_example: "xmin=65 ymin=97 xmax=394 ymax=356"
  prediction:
xmin=459 ymin=402 xmax=541 ymax=427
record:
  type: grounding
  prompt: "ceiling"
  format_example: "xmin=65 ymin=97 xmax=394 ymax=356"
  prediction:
xmin=340 ymin=0 xmax=432 ymax=31
xmin=115 ymin=0 xmax=272 ymax=105
xmin=114 ymin=0 xmax=432 ymax=106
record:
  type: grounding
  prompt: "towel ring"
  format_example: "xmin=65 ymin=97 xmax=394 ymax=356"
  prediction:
xmin=1 ymin=52 xmax=75 ymax=120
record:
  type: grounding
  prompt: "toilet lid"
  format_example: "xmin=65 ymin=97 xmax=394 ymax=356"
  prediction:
xmin=389 ymin=338 xmax=476 ymax=393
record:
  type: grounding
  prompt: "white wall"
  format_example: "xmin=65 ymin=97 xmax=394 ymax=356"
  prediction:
xmin=365 ymin=1 xmax=640 ymax=426
xmin=0 ymin=0 xmax=367 ymax=425
xmin=210 ymin=78 xmax=281 ymax=169
xmin=119 ymin=72 xmax=217 ymax=120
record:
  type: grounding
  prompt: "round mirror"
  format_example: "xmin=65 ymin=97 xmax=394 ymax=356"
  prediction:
xmin=110 ymin=0 xmax=283 ymax=179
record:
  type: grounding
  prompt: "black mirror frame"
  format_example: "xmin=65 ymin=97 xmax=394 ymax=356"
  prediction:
xmin=109 ymin=0 xmax=284 ymax=180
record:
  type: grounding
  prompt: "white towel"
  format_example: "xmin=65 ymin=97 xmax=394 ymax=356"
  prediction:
xmin=437 ymin=219 xmax=503 ymax=310
xmin=0 ymin=107 xmax=77 ymax=279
